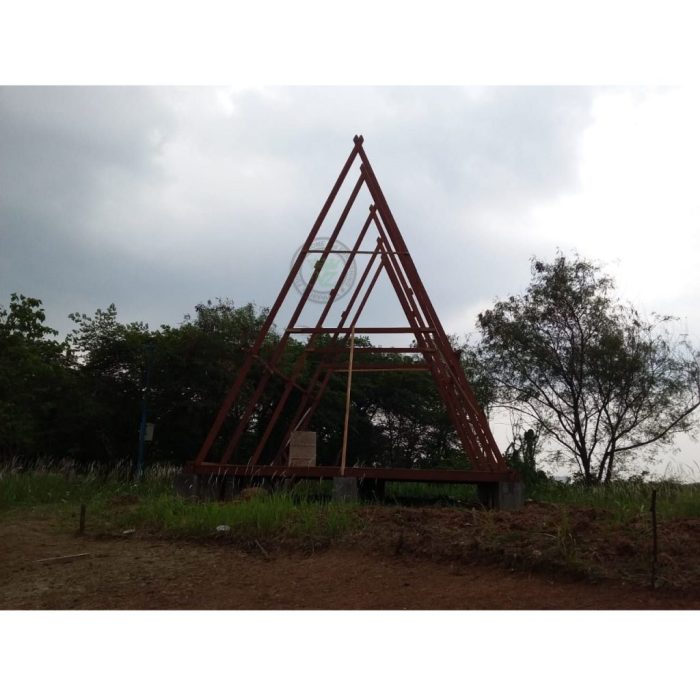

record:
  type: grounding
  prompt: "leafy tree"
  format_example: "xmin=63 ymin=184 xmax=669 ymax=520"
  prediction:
xmin=0 ymin=292 xmax=498 ymax=471
xmin=0 ymin=294 xmax=74 ymax=458
xmin=150 ymin=299 xmax=276 ymax=462
xmin=67 ymin=304 xmax=152 ymax=461
xmin=477 ymin=255 xmax=700 ymax=483
xmin=65 ymin=298 xmax=279 ymax=464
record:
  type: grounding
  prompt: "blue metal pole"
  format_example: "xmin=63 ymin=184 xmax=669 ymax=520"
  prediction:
xmin=135 ymin=342 xmax=154 ymax=480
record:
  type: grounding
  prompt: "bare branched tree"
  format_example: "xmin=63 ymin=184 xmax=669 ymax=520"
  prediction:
xmin=476 ymin=255 xmax=700 ymax=483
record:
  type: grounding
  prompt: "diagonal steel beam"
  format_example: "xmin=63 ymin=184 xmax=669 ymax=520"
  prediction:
xmin=245 ymin=208 xmax=377 ymax=466
xmin=271 ymin=241 xmax=386 ymax=464
xmin=218 ymin=172 xmax=366 ymax=464
xmin=357 ymin=142 xmax=506 ymax=469
xmin=193 ymin=138 xmax=363 ymax=465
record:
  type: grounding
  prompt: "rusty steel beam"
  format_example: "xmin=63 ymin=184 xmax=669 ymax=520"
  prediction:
xmin=305 ymin=249 xmax=410 ymax=255
xmin=220 ymin=173 xmax=367 ymax=464
xmin=357 ymin=143 xmax=507 ymax=471
xmin=287 ymin=326 xmax=434 ymax=334
xmin=375 ymin=207 xmax=492 ymax=467
xmin=243 ymin=207 xmax=378 ymax=466
xmin=271 ymin=245 xmax=389 ymax=464
xmin=367 ymin=174 xmax=505 ymax=470
xmin=193 ymin=138 xmax=364 ymax=466
xmin=367 ymin=213 xmax=481 ymax=461
xmin=372 ymin=222 xmax=484 ymax=464
xmin=311 ymin=346 xmax=436 ymax=354
xmin=271 ymin=248 xmax=387 ymax=463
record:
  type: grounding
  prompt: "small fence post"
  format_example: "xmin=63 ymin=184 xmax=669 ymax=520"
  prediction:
xmin=650 ymin=489 xmax=658 ymax=589
xmin=78 ymin=503 xmax=86 ymax=536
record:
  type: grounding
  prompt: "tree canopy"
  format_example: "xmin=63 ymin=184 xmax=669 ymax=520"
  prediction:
xmin=3 ymin=253 xmax=698 ymax=483
xmin=0 ymin=295 xmax=477 ymax=472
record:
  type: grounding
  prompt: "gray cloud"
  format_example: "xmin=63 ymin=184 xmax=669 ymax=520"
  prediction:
xmin=0 ymin=86 xmax=597 ymax=338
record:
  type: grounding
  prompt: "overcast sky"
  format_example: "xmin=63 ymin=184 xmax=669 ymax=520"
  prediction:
xmin=1 ymin=86 xmax=699 ymax=475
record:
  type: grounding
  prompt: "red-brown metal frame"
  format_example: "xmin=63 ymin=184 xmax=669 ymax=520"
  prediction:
xmin=188 ymin=136 xmax=512 ymax=481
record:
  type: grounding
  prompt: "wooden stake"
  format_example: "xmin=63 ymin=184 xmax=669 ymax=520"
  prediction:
xmin=78 ymin=503 xmax=86 ymax=535
xmin=35 ymin=553 xmax=91 ymax=565
xmin=650 ymin=488 xmax=658 ymax=589
xmin=340 ymin=326 xmax=356 ymax=476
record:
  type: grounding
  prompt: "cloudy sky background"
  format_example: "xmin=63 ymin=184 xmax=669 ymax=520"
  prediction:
xmin=1 ymin=86 xmax=699 ymax=475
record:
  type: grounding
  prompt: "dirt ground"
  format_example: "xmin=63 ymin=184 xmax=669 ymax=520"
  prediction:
xmin=1 ymin=508 xmax=698 ymax=609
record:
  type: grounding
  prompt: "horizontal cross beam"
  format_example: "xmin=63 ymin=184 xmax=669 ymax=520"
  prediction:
xmin=304 ymin=249 xmax=409 ymax=255
xmin=287 ymin=326 xmax=434 ymax=334
xmin=325 ymin=364 xmax=430 ymax=372
xmin=308 ymin=346 xmax=436 ymax=354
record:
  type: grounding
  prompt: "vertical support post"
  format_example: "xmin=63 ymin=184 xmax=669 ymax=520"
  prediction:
xmin=135 ymin=342 xmax=154 ymax=480
xmin=340 ymin=327 xmax=356 ymax=475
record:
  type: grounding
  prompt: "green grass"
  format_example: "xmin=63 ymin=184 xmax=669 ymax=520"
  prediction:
xmin=0 ymin=464 xmax=173 ymax=512
xmin=116 ymin=492 xmax=358 ymax=541
xmin=0 ymin=462 xmax=359 ymax=543
xmin=378 ymin=473 xmax=700 ymax=520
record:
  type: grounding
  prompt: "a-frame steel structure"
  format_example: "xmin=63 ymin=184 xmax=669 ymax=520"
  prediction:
xmin=187 ymin=136 xmax=515 ymax=485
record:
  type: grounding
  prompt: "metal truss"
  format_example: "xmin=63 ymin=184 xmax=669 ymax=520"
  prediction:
xmin=188 ymin=136 xmax=511 ymax=480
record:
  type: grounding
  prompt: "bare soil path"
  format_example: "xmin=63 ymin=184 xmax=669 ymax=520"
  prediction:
xmin=1 ymin=510 xmax=697 ymax=609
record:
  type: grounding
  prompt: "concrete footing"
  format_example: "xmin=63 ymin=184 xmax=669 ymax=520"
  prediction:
xmin=477 ymin=481 xmax=525 ymax=510
xmin=332 ymin=477 xmax=359 ymax=503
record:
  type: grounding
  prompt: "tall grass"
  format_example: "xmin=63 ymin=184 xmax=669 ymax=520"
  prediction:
xmin=0 ymin=460 xmax=359 ymax=542
xmin=0 ymin=458 xmax=174 ymax=510
xmin=530 ymin=479 xmax=700 ymax=520
xmin=2 ymin=459 xmax=698 ymax=534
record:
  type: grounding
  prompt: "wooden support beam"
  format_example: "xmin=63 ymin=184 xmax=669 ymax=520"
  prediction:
xmin=340 ymin=327 xmax=355 ymax=476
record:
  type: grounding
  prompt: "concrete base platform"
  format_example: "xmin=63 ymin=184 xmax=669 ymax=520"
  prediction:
xmin=477 ymin=481 xmax=525 ymax=510
xmin=177 ymin=467 xmax=524 ymax=509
